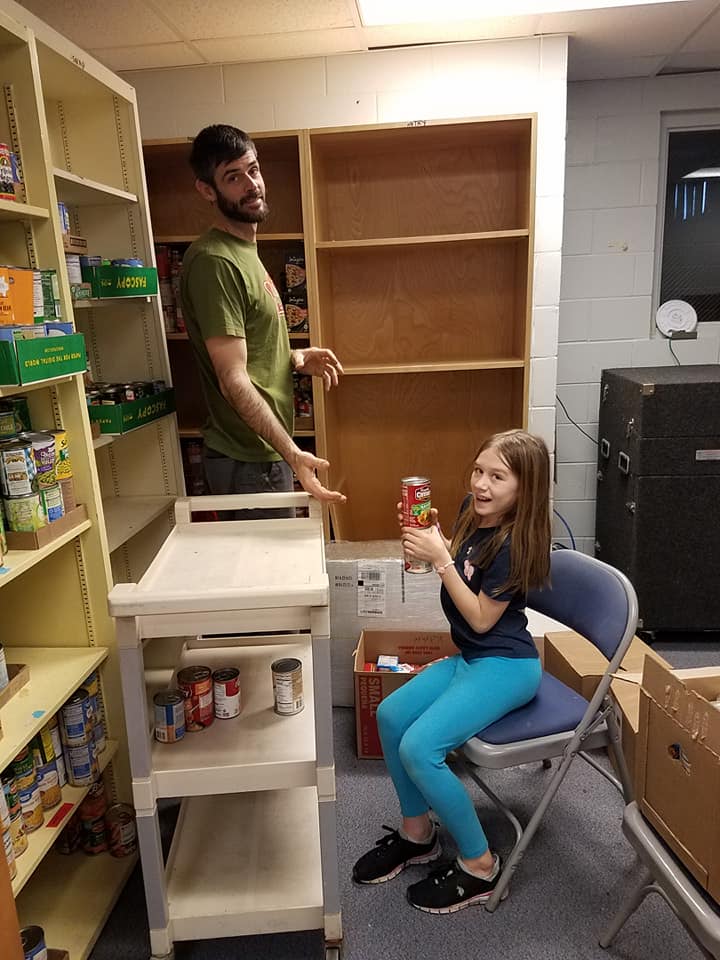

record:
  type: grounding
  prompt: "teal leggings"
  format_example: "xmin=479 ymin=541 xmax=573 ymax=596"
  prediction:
xmin=376 ymin=654 xmax=542 ymax=859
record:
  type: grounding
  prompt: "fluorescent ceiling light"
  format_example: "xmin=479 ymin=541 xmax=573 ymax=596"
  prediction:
xmin=683 ymin=167 xmax=720 ymax=179
xmin=358 ymin=0 xmax=693 ymax=27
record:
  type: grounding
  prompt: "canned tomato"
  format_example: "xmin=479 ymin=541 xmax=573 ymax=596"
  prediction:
xmin=213 ymin=667 xmax=241 ymax=719
xmin=153 ymin=691 xmax=185 ymax=742
xmin=177 ymin=666 xmax=213 ymax=731
xmin=106 ymin=802 xmax=137 ymax=858
xmin=401 ymin=476 xmax=433 ymax=574
xmin=271 ymin=658 xmax=304 ymax=716
xmin=0 ymin=438 xmax=36 ymax=497
xmin=79 ymin=780 xmax=107 ymax=822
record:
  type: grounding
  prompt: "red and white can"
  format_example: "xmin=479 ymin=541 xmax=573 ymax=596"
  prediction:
xmin=401 ymin=476 xmax=433 ymax=574
xmin=212 ymin=667 xmax=241 ymax=719
xmin=177 ymin=665 xmax=214 ymax=731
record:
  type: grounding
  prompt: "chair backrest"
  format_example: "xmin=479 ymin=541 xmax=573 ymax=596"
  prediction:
xmin=526 ymin=549 xmax=638 ymax=661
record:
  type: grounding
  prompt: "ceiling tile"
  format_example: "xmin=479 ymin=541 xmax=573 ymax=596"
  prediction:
xmin=568 ymin=54 xmax=666 ymax=83
xmin=195 ymin=27 xmax=364 ymax=64
xmin=90 ymin=43 xmax=205 ymax=73
xmin=157 ymin=0 xmax=355 ymax=42
xmin=676 ymin=6 xmax=720 ymax=53
xmin=661 ymin=50 xmax=720 ymax=72
xmin=15 ymin=0 xmax=177 ymax=48
xmin=362 ymin=15 xmax=540 ymax=48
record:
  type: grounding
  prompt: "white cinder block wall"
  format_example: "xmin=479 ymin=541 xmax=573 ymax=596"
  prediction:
xmin=123 ymin=35 xmax=567 ymax=483
xmin=557 ymin=73 xmax=720 ymax=554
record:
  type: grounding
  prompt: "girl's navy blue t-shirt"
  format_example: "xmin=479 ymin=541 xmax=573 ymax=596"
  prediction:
xmin=440 ymin=524 xmax=538 ymax=661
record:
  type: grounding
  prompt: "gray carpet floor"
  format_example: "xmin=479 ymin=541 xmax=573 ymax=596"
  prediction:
xmin=88 ymin=636 xmax=719 ymax=960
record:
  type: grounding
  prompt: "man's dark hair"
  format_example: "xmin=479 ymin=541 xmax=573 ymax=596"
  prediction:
xmin=189 ymin=125 xmax=257 ymax=185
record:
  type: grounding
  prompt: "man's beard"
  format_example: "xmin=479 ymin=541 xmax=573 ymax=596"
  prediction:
xmin=216 ymin=188 xmax=269 ymax=224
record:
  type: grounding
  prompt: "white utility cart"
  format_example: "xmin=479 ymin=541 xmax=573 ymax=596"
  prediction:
xmin=107 ymin=493 xmax=342 ymax=960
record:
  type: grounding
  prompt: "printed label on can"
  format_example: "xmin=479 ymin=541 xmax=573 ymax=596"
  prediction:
xmin=271 ymin=658 xmax=304 ymax=716
xmin=177 ymin=666 xmax=214 ymax=731
xmin=153 ymin=692 xmax=185 ymax=743
xmin=0 ymin=442 xmax=36 ymax=497
xmin=60 ymin=689 xmax=94 ymax=746
xmin=4 ymin=492 xmax=46 ymax=532
xmin=401 ymin=476 xmax=433 ymax=574
xmin=66 ymin=741 xmax=98 ymax=786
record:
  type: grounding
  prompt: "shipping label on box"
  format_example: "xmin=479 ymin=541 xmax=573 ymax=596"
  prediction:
xmin=638 ymin=657 xmax=720 ymax=901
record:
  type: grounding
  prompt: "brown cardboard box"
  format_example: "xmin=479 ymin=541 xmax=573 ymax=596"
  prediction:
xmin=638 ymin=658 xmax=720 ymax=902
xmin=544 ymin=631 xmax=669 ymax=701
xmin=354 ymin=629 xmax=457 ymax=759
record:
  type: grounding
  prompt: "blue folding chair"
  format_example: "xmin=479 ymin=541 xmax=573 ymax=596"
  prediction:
xmin=457 ymin=548 xmax=639 ymax=911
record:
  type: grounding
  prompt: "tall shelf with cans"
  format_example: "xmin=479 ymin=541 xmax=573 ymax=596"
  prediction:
xmin=142 ymin=134 xmax=317 ymax=495
xmin=0 ymin=2 xmax=183 ymax=956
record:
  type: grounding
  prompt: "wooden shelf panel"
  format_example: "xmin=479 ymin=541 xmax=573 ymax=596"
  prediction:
xmin=73 ymin=296 xmax=152 ymax=309
xmin=103 ymin=496 xmax=175 ymax=553
xmin=343 ymin=358 xmax=525 ymax=375
xmin=146 ymin=639 xmax=315 ymax=798
xmin=325 ymin=367 xmax=525 ymax=540
xmin=0 ymin=647 xmax=108 ymax=772
xmin=12 ymin=741 xmax=119 ymax=895
xmin=316 ymin=238 xmax=529 ymax=368
xmin=309 ymin=117 xmax=533 ymax=242
xmin=166 ymin=789 xmax=322 ymax=941
xmin=53 ymin=168 xmax=137 ymax=206
xmin=316 ymin=229 xmax=529 ymax=250
xmin=0 ymin=518 xmax=92 ymax=590
xmin=16 ymin=848 xmax=136 ymax=960
xmin=0 ymin=198 xmax=49 ymax=221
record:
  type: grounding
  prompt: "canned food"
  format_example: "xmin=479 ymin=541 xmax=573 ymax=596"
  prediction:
xmin=151 ymin=379 xmax=167 ymax=394
xmin=111 ymin=258 xmax=144 ymax=267
xmin=46 ymin=716 xmax=67 ymax=787
xmin=401 ymin=476 xmax=433 ymax=574
xmin=20 ymin=432 xmax=55 ymax=488
xmin=9 ymin=808 xmax=27 ymax=857
xmin=153 ymin=691 xmax=185 ymax=743
xmin=213 ymin=667 xmax=241 ymax=719
xmin=130 ymin=381 xmax=148 ymax=399
xmin=271 ymin=658 xmax=304 ymax=716
xmin=55 ymin=810 xmax=81 ymax=855
xmin=60 ymin=687 xmax=94 ymax=746
xmin=50 ymin=429 xmax=72 ymax=479
xmin=65 ymin=740 xmax=98 ymax=786
xmin=2 ymin=770 xmax=20 ymax=819
xmin=36 ymin=760 xmax=61 ymax=810
xmin=2 ymin=827 xmax=16 ymax=881
xmin=0 ymin=776 xmax=10 ymax=830
xmin=106 ymin=802 xmax=137 ymax=857
xmin=86 ymin=390 xmax=103 ymax=406
xmin=58 ymin=200 xmax=70 ymax=233
xmin=120 ymin=383 xmax=137 ymax=402
xmin=20 ymin=926 xmax=47 ymax=960
xmin=79 ymin=780 xmax=107 ymax=822
xmin=100 ymin=386 xmax=122 ymax=405
xmin=11 ymin=746 xmax=34 ymax=786
xmin=177 ymin=665 xmax=214 ymax=731
xmin=30 ymin=728 xmax=55 ymax=767
xmin=0 ymin=438 xmax=36 ymax=497
xmin=59 ymin=477 xmax=76 ymax=512
xmin=93 ymin=718 xmax=107 ymax=754
xmin=3 ymin=492 xmax=46 ymax=532
xmin=81 ymin=813 xmax=108 ymax=854
xmin=19 ymin=779 xmax=43 ymax=832
xmin=65 ymin=254 xmax=82 ymax=284
xmin=0 ymin=143 xmax=13 ymax=200
xmin=0 ymin=408 xmax=17 ymax=439
xmin=39 ymin=482 xmax=64 ymax=523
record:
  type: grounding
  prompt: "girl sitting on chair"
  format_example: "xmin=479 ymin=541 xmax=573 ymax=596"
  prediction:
xmin=352 ymin=429 xmax=552 ymax=913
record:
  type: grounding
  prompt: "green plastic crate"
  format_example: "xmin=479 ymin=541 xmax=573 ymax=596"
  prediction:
xmin=88 ymin=388 xmax=175 ymax=434
xmin=0 ymin=333 xmax=87 ymax=385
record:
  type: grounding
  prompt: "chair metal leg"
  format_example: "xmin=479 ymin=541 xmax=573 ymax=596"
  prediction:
xmin=455 ymin=755 xmax=523 ymax=848
xmin=599 ymin=867 xmax=654 ymax=948
xmin=604 ymin=705 xmax=634 ymax=802
xmin=578 ymin=749 xmax=623 ymax=795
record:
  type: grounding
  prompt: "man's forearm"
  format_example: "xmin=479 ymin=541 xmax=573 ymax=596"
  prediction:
xmin=220 ymin=370 xmax=298 ymax=463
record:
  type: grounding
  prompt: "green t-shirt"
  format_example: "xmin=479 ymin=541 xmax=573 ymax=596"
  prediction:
xmin=180 ymin=228 xmax=293 ymax=462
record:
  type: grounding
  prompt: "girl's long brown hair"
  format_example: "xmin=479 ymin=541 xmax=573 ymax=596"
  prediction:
xmin=449 ymin=430 xmax=552 ymax=596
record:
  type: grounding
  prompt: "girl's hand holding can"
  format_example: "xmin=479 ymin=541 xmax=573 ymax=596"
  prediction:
xmin=401 ymin=524 xmax=451 ymax=568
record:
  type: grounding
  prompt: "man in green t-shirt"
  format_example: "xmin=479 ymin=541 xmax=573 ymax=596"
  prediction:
xmin=180 ymin=124 xmax=346 ymax=509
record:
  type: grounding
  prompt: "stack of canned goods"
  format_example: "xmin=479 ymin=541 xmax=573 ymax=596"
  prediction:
xmin=56 ymin=780 xmax=137 ymax=859
xmin=0 ymin=427 xmax=75 ymax=534
xmin=153 ymin=665 xmax=242 ymax=743
xmin=1 ymin=715 xmax=66 ymax=881
xmin=59 ymin=671 xmax=106 ymax=787
xmin=85 ymin=378 xmax=166 ymax=406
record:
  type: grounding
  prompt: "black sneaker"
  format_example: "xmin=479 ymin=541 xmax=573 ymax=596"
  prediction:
xmin=352 ymin=825 xmax=441 ymax=884
xmin=406 ymin=856 xmax=504 ymax=913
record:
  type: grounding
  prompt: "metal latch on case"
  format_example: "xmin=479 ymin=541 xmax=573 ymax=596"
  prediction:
xmin=618 ymin=451 xmax=630 ymax=475
xmin=600 ymin=438 xmax=611 ymax=460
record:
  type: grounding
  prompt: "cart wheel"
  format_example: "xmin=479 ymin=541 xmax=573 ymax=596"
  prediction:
xmin=542 ymin=758 xmax=552 ymax=770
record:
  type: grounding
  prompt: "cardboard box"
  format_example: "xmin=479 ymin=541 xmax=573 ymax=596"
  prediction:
xmin=81 ymin=264 xmax=158 ymax=298
xmin=0 ymin=332 xmax=86 ymax=386
xmin=638 ymin=658 xmax=720 ymax=901
xmin=0 ymin=266 xmax=33 ymax=325
xmin=88 ymin=388 xmax=175 ymax=434
xmin=5 ymin=504 xmax=88 ymax=551
xmin=544 ymin=631 xmax=669 ymax=701
xmin=62 ymin=233 xmax=88 ymax=254
xmin=0 ymin=663 xmax=29 ymax=710
xmin=354 ymin=629 xmax=460 ymax=759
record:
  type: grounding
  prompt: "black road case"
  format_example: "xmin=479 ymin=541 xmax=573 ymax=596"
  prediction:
xmin=595 ymin=365 xmax=720 ymax=632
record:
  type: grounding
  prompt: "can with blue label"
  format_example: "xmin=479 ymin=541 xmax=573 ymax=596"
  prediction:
xmin=111 ymin=257 xmax=144 ymax=267
xmin=153 ymin=690 xmax=185 ymax=743
xmin=65 ymin=740 xmax=98 ymax=786
xmin=21 ymin=924 xmax=47 ymax=960
xmin=60 ymin=687 xmax=94 ymax=746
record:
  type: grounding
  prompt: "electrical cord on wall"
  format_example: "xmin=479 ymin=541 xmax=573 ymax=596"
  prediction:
xmin=555 ymin=394 xmax=598 ymax=446
xmin=553 ymin=508 xmax=577 ymax=550
xmin=668 ymin=339 xmax=681 ymax=365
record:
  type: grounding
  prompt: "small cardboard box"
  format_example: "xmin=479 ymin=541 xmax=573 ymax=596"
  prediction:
xmin=88 ymin=388 xmax=175 ymax=434
xmin=0 ymin=332 xmax=86 ymax=386
xmin=638 ymin=658 xmax=720 ymax=901
xmin=5 ymin=504 xmax=88 ymax=551
xmin=81 ymin=264 xmax=158 ymax=298
xmin=62 ymin=233 xmax=88 ymax=254
xmin=354 ymin=629 xmax=458 ymax=759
